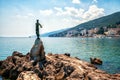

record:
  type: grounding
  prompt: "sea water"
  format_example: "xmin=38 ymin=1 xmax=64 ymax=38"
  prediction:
xmin=0 ymin=37 xmax=120 ymax=74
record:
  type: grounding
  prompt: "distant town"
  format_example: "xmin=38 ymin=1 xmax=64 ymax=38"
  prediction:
xmin=65 ymin=25 xmax=120 ymax=38
xmin=49 ymin=24 xmax=120 ymax=38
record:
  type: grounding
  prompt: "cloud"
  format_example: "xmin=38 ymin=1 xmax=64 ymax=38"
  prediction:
xmin=82 ymin=5 xmax=104 ymax=20
xmin=39 ymin=9 xmax=53 ymax=16
xmin=72 ymin=0 xmax=81 ymax=4
xmin=54 ymin=5 xmax=104 ymax=23
xmin=54 ymin=7 xmax=63 ymax=16
xmin=54 ymin=7 xmax=63 ymax=12
xmin=54 ymin=7 xmax=84 ymax=17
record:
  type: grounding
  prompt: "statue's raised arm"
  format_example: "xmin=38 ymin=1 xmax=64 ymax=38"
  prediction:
xmin=36 ymin=19 xmax=42 ymax=39
xmin=39 ymin=23 xmax=42 ymax=28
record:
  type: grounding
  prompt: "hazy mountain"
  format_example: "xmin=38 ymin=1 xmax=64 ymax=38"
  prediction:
xmin=41 ymin=28 xmax=70 ymax=37
xmin=29 ymin=28 xmax=70 ymax=37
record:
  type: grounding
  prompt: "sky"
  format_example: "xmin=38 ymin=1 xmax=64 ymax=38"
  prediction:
xmin=0 ymin=0 xmax=120 ymax=37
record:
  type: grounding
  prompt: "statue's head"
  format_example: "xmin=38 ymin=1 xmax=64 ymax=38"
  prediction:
xmin=36 ymin=19 xmax=39 ymax=23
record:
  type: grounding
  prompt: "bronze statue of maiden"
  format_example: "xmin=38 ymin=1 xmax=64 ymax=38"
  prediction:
xmin=36 ymin=20 xmax=42 ymax=39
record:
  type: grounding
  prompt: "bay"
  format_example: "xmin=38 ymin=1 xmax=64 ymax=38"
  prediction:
xmin=0 ymin=37 xmax=120 ymax=74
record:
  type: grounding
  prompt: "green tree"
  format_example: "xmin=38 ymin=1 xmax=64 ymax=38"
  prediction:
xmin=97 ymin=27 xmax=104 ymax=34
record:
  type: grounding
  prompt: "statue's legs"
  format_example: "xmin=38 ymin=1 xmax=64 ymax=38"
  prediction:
xmin=37 ymin=34 xmax=39 ymax=39
xmin=36 ymin=30 xmax=40 ymax=39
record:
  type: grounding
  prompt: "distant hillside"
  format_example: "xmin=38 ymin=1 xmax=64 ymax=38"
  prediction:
xmin=41 ymin=28 xmax=70 ymax=37
xmin=49 ymin=12 xmax=120 ymax=37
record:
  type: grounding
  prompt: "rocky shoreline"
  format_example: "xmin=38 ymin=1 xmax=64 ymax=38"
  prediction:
xmin=0 ymin=51 xmax=120 ymax=80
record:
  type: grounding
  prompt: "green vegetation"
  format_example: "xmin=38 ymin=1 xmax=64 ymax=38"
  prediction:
xmin=96 ymin=27 xmax=104 ymax=34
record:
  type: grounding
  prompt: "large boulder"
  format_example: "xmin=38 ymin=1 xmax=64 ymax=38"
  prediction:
xmin=30 ymin=39 xmax=45 ymax=62
xmin=0 ymin=51 xmax=33 ymax=80
xmin=90 ymin=57 xmax=103 ymax=65
xmin=12 ymin=51 xmax=24 ymax=57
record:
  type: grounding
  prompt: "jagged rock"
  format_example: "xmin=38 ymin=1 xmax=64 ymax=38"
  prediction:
xmin=9 ymin=67 xmax=20 ymax=80
xmin=0 ymin=59 xmax=15 ymax=78
xmin=17 ymin=71 xmax=41 ymax=80
xmin=64 ymin=65 xmax=75 ymax=77
xmin=0 ymin=52 xmax=120 ymax=80
xmin=45 ymin=76 xmax=55 ymax=80
xmin=22 ymin=61 xmax=33 ymax=70
xmin=90 ymin=57 xmax=103 ymax=65
xmin=33 ymin=68 xmax=43 ymax=78
xmin=54 ymin=54 xmax=59 ymax=58
xmin=55 ymin=71 xmax=65 ymax=80
xmin=30 ymin=39 xmax=45 ymax=62
xmin=54 ymin=62 xmax=63 ymax=68
xmin=64 ymin=53 xmax=70 ymax=57
xmin=54 ymin=62 xmax=63 ymax=74
xmin=0 ymin=51 xmax=33 ymax=80
xmin=12 ymin=51 xmax=24 ymax=57
xmin=75 ymin=57 xmax=81 ymax=60
xmin=47 ymin=53 xmax=53 ymax=56
xmin=0 ymin=61 xmax=3 ymax=66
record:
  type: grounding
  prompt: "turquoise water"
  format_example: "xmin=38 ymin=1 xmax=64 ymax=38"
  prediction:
xmin=0 ymin=37 xmax=120 ymax=74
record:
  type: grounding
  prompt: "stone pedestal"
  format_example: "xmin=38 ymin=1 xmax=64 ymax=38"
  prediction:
xmin=30 ymin=39 xmax=45 ymax=62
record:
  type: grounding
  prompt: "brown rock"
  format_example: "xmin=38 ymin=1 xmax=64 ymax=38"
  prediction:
xmin=0 ymin=61 xmax=3 ymax=67
xmin=22 ymin=61 xmax=33 ymax=70
xmin=54 ymin=62 xmax=63 ymax=68
xmin=17 ymin=71 xmax=41 ymax=80
xmin=64 ymin=53 xmax=70 ymax=57
xmin=0 ymin=62 xmax=15 ymax=79
xmin=0 ymin=51 xmax=34 ymax=80
xmin=12 ymin=51 xmax=24 ymax=57
xmin=75 ymin=57 xmax=81 ymax=60
xmin=70 ymin=71 xmax=84 ymax=79
xmin=33 ymin=68 xmax=43 ymax=78
xmin=55 ymin=71 xmax=65 ymax=80
xmin=47 ymin=53 xmax=53 ymax=56
xmin=63 ymin=65 xmax=74 ymax=77
xmin=90 ymin=57 xmax=102 ymax=65
xmin=45 ymin=76 xmax=55 ymax=80
xmin=9 ymin=67 xmax=20 ymax=80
